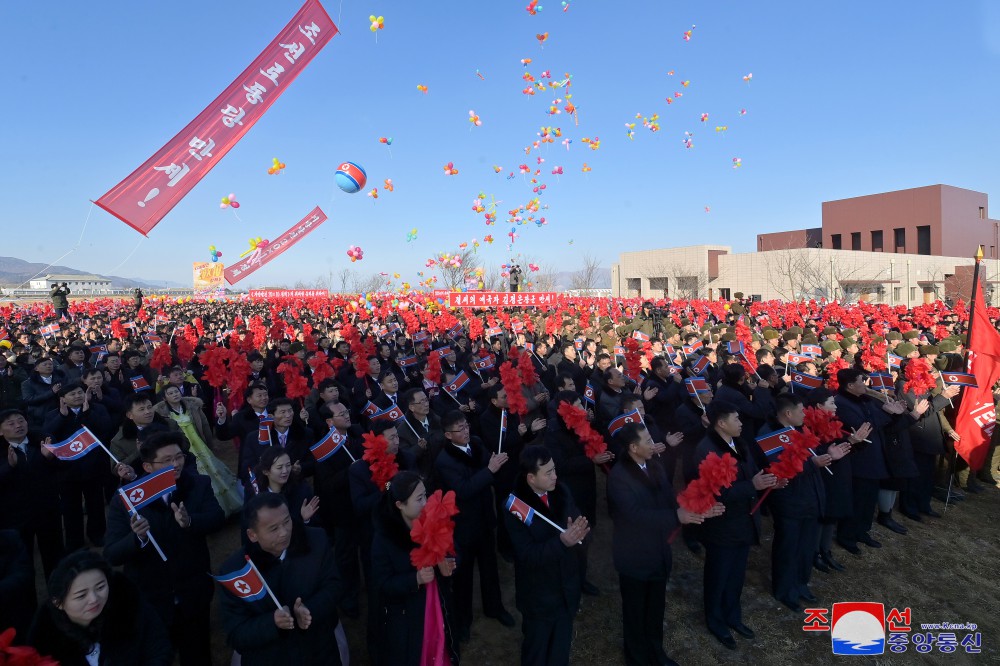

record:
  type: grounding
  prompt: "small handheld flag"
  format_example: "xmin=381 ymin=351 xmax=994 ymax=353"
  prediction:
xmin=130 ymin=375 xmax=151 ymax=392
xmin=397 ymin=354 xmax=419 ymax=368
xmin=372 ymin=404 xmax=406 ymax=423
xmin=756 ymin=427 xmax=794 ymax=458
xmin=583 ymin=381 xmax=596 ymax=406
xmin=691 ymin=355 xmax=710 ymax=376
xmin=684 ymin=377 xmax=710 ymax=396
xmin=682 ymin=340 xmax=703 ymax=356
xmin=632 ymin=330 xmax=651 ymax=342
xmin=445 ymin=371 xmax=471 ymax=395
xmin=362 ymin=401 xmax=380 ymax=418
xmin=213 ymin=558 xmax=280 ymax=608
xmin=786 ymin=352 xmax=812 ymax=367
xmin=868 ymin=373 xmax=894 ymax=391
xmin=789 ymin=371 xmax=824 ymax=391
xmin=310 ymin=429 xmax=348 ymax=463
xmin=941 ymin=372 xmax=978 ymax=388
xmin=608 ymin=409 xmax=642 ymax=437
xmin=505 ymin=494 xmax=536 ymax=526
xmin=45 ymin=427 xmax=101 ymax=461
xmin=118 ymin=467 xmax=177 ymax=511
xmin=887 ymin=353 xmax=903 ymax=369
xmin=473 ymin=355 xmax=496 ymax=372
xmin=258 ymin=417 xmax=273 ymax=445
xmin=800 ymin=343 xmax=822 ymax=357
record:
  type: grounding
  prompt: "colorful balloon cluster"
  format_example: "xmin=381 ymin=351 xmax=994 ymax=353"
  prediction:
xmin=406 ymin=228 xmax=418 ymax=242
xmin=209 ymin=245 xmax=222 ymax=262
xmin=347 ymin=245 xmax=364 ymax=262
xmin=220 ymin=193 xmax=239 ymax=209
xmin=267 ymin=157 xmax=286 ymax=175
xmin=240 ymin=237 xmax=269 ymax=258
xmin=369 ymin=15 xmax=384 ymax=32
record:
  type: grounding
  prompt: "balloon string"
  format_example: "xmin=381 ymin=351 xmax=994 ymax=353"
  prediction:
xmin=231 ymin=209 xmax=244 ymax=224
xmin=106 ymin=237 xmax=145 ymax=274
xmin=12 ymin=202 xmax=94 ymax=291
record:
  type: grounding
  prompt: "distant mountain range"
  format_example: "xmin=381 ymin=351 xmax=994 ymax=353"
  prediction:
xmin=549 ymin=268 xmax=611 ymax=291
xmin=0 ymin=256 xmax=185 ymax=290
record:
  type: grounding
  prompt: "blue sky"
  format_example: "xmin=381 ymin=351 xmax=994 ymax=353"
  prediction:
xmin=2 ymin=1 xmax=999 ymax=289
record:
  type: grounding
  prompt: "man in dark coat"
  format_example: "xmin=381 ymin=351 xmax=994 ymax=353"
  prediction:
xmin=695 ymin=401 xmax=777 ymax=650
xmin=219 ymin=493 xmax=343 ymax=666
xmin=435 ymin=409 xmax=515 ymax=641
xmin=43 ymin=383 xmax=113 ymax=550
xmin=215 ymin=382 xmax=270 ymax=444
xmin=105 ymin=432 xmax=225 ymax=666
xmin=505 ymin=445 xmax=590 ymax=666
xmin=609 ymin=423 xmax=717 ymax=666
xmin=397 ymin=387 xmax=445 ymax=479
xmin=759 ymin=395 xmax=841 ymax=612
xmin=899 ymin=378 xmax=959 ymax=520
xmin=239 ymin=398 xmax=315 ymax=494
xmin=0 ymin=408 xmax=63 ymax=577
xmin=714 ymin=363 xmax=775 ymax=442
xmin=834 ymin=369 xmax=918 ymax=554
xmin=20 ymin=357 xmax=65 ymax=429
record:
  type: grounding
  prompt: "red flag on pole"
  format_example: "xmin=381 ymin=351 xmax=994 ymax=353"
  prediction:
xmin=953 ymin=267 xmax=1000 ymax=470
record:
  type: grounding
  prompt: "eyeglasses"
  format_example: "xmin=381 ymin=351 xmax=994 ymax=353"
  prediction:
xmin=446 ymin=423 xmax=470 ymax=433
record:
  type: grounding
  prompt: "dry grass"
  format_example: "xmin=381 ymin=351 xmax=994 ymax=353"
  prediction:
xmin=192 ymin=447 xmax=998 ymax=665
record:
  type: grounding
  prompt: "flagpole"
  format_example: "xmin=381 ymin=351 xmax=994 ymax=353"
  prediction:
xmin=807 ymin=447 xmax=834 ymax=475
xmin=246 ymin=556 xmax=284 ymax=610
xmin=498 ymin=409 xmax=507 ymax=454
xmin=509 ymin=494 xmax=582 ymax=543
xmin=118 ymin=490 xmax=168 ymax=562
xmin=946 ymin=246 xmax=985 ymax=509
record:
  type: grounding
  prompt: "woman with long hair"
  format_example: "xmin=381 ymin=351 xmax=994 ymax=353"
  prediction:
xmin=155 ymin=384 xmax=243 ymax=516
xmin=27 ymin=550 xmax=171 ymax=666
xmin=370 ymin=471 xmax=458 ymax=666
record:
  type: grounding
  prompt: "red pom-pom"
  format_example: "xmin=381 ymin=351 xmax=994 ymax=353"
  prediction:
xmin=556 ymin=401 xmax=606 ymax=459
xmin=362 ymin=432 xmax=400 ymax=492
xmin=500 ymin=361 xmax=529 ymax=416
xmin=802 ymin=406 xmax=845 ymax=444
xmin=677 ymin=452 xmax=738 ymax=514
xmin=410 ymin=490 xmax=459 ymax=569
xmin=903 ymin=357 xmax=936 ymax=396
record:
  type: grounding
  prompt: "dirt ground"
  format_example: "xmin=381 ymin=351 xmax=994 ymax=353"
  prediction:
xmin=43 ymin=442 xmax=998 ymax=665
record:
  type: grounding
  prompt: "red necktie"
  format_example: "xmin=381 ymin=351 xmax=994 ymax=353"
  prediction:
xmin=540 ymin=493 xmax=549 ymax=507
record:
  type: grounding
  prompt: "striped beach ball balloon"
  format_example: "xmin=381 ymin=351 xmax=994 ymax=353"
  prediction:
xmin=335 ymin=162 xmax=367 ymax=193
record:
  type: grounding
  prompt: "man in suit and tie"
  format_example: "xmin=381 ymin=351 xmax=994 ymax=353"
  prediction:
xmin=397 ymin=387 xmax=445 ymax=479
xmin=238 ymin=398 xmax=314 ymax=493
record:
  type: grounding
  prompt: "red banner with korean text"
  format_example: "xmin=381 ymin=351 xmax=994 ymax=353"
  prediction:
xmin=224 ymin=207 xmax=327 ymax=285
xmin=248 ymin=289 xmax=329 ymax=299
xmin=448 ymin=292 xmax=561 ymax=308
xmin=94 ymin=0 xmax=337 ymax=236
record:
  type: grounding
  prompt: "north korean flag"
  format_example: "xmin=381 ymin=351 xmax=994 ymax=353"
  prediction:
xmin=89 ymin=344 xmax=109 ymax=361
xmin=574 ymin=337 xmax=585 ymax=351
xmin=608 ymin=409 xmax=642 ymax=437
xmin=45 ymin=427 xmax=101 ymax=460
xmin=397 ymin=355 xmax=419 ymax=368
xmin=430 ymin=347 xmax=450 ymax=360
xmin=941 ymin=372 xmax=978 ymax=388
xmin=613 ymin=346 xmax=626 ymax=355
xmin=143 ymin=334 xmax=162 ymax=346
xmin=119 ymin=467 xmax=176 ymax=511
xmin=505 ymin=494 xmax=536 ymax=526
xmin=584 ymin=381 xmax=596 ymax=405
xmin=789 ymin=371 xmax=824 ymax=391
xmin=887 ymin=353 xmax=903 ymax=369
xmin=413 ymin=331 xmax=430 ymax=343
xmin=310 ymin=429 xmax=346 ymax=463
xmin=446 ymin=323 xmax=463 ymax=340
xmin=486 ymin=327 xmax=502 ymax=338
xmin=685 ymin=377 xmax=710 ymax=397
xmin=756 ymin=427 xmax=794 ymax=458
xmin=40 ymin=323 xmax=61 ymax=337
xmin=726 ymin=341 xmax=745 ymax=356
xmin=691 ymin=355 xmax=711 ymax=376
xmin=130 ymin=375 xmax=151 ymax=392
xmin=682 ymin=340 xmax=703 ymax=355
xmin=372 ymin=404 xmax=405 ymax=423
xmin=258 ymin=417 xmax=273 ymax=445
xmin=500 ymin=409 xmax=508 ymax=433
xmin=868 ymin=373 xmax=894 ymax=391
xmin=362 ymin=401 xmax=380 ymax=418
xmin=213 ymin=559 xmax=269 ymax=602
xmin=801 ymin=343 xmax=822 ymax=357
xmin=445 ymin=371 xmax=471 ymax=395
xmin=512 ymin=321 xmax=525 ymax=333
xmin=663 ymin=343 xmax=677 ymax=358
xmin=786 ymin=352 xmax=812 ymax=366
xmin=632 ymin=330 xmax=651 ymax=342
xmin=473 ymin=355 xmax=495 ymax=372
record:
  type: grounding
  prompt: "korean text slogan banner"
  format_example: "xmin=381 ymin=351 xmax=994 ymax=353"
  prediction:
xmin=95 ymin=0 xmax=337 ymax=236
xmin=224 ymin=207 xmax=327 ymax=284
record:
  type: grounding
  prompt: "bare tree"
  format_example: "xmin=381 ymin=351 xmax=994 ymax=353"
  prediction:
xmin=337 ymin=268 xmax=353 ymax=294
xmin=480 ymin=263 xmax=505 ymax=291
xmin=438 ymin=249 xmax=481 ymax=291
xmin=350 ymin=272 xmax=385 ymax=294
xmin=570 ymin=253 xmax=602 ymax=292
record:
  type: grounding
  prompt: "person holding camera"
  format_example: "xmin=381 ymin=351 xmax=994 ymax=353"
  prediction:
xmin=50 ymin=282 xmax=71 ymax=321
xmin=509 ymin=264 xmax=523 ymax=293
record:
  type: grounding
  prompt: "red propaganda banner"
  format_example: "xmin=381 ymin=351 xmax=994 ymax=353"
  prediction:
xmin=248 ymin=289 xmax=329 ymax=299
xmin=94 ymin=0 xmax=337 ymax=236
xmin=448 ymin=292 xmax=560 ymax=308
xmin=224 ymin=207 xmax=326 ymax=285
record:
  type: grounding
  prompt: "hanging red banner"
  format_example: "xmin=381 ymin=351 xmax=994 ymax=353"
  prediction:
xmin=448 ymin=292 xmax=561 ymax=308
xmin=95 ymin=0 xmax=337 ymax=236
xmin=224 ymin=207 xmax=327 ymax=285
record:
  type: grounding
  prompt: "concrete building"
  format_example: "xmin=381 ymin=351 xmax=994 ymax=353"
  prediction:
xmin=612 ymin=184 xmax=995 ymax=304
xmin=28 ymin=274 xmax=112 ymax=294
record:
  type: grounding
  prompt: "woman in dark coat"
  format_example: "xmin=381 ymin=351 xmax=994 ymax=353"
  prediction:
xmin=370 ymin=471 xmax=458 ymax=666
xmin=543 ymin=391 xmax=613 ymax=595
xmin=251 ymin=447 xmax=319 ymax=525
xmin=28 ymin=550 xmax=172 ymax=666
xmin=805 ymin=389 xmax=869 ymax=573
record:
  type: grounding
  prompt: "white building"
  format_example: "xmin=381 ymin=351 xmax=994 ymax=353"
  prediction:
xmin=611 ymin=246 xmax=977 ymax=306
xmin=28 ymin=274 xmax=112 ymax=294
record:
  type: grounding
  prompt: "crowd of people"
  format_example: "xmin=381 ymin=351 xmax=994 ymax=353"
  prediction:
xmin=0 ymin=292 xmax=996 ymax=665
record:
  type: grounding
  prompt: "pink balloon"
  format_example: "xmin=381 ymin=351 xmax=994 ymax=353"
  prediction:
xmin=217 ymin=251 xmax=222 ymax=257
xmin=231 ymin=202 xmax=240 ymax=209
